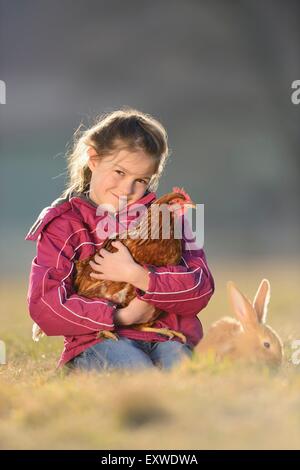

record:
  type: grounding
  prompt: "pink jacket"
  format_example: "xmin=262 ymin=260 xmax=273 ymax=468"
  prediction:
xmin=25 ymin=190 xmax=215 ymax=368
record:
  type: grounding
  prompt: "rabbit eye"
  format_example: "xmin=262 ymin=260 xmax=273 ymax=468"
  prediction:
xmin=264 ymin=341 xmax=270 ymax=349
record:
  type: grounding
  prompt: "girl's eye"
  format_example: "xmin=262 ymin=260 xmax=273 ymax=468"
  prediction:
xmin=115 ymin=170 xmax=148 ymax=184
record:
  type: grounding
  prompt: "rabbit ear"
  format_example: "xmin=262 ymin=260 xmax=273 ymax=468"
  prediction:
xmin=227 ymin=281 xmax=259 ymax=329
xmin=253 ymin=279 xmax=270 ymax=324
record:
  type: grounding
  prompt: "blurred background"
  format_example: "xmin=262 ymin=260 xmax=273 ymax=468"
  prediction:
xmin=0 ymin=0 xmax=299 ymax=277
xmin=1 ymin=0 xmax=300 ymax=451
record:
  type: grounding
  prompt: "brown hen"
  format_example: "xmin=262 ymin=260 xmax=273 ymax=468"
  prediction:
xmin=74 ymin=188 xmax=195 ymax=342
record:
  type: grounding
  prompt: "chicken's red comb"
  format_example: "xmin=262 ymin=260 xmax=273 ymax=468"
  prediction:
xmin=172 ymin=187 xmax=192 ymax=202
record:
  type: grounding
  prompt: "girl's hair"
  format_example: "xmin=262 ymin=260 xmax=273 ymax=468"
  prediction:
xmin=61 ymin=107 xmax=169 ymax=198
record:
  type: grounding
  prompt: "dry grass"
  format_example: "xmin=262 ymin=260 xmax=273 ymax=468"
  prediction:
xmin=0 ymin=259 xmax=300 ymax=450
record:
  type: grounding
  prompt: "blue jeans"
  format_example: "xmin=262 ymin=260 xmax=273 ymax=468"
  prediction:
xmin=67 ymin=338 xmax=193 ymax=372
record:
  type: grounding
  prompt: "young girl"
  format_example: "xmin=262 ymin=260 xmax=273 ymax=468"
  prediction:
xmin=25 ymin=108 xmax=215 ymax=371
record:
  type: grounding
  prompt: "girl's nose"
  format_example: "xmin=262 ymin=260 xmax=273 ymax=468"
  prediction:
xmin=119 ymin=179 xmax=134 ymax=196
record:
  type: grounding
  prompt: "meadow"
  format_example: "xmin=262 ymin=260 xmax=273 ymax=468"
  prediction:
xmin=0 ymin=259 xmax=300 ymax=450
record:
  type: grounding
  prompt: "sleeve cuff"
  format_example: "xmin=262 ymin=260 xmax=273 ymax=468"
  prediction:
xmin=94 ymin=299 xmax=118 ymax=330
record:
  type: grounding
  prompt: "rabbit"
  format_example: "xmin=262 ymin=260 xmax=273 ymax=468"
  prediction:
xmin=195 ymin=279 xmax=283 ymax=367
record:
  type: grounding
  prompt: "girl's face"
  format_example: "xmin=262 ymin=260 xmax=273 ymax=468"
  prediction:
xmin=87 ymin=146 xmax=157 ymax=211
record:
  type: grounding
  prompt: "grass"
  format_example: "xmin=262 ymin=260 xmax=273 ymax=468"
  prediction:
xmin=0 ymin=259 xmax=300 ymax=450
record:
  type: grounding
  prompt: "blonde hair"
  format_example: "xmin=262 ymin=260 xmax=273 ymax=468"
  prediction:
xmin=61 ymin=107 xmax=169 ymax=198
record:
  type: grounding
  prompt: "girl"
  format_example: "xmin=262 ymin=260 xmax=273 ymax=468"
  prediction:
xmin=25 ymin=108 xmax=215 ymax=371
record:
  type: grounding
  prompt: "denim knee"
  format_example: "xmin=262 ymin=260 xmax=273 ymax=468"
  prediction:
xmin=149 ymin=340 xmax=193 ymax=370
xmin=68 ymin=338 xmax=155 ymax=372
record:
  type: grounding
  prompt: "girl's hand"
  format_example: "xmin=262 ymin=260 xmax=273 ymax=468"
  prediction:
xmin=89 ymin=241 xmax=149 ymax=290
xmin=114 ymin=297 xmax=159 ymax=326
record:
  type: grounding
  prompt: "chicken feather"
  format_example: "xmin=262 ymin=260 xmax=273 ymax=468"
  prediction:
xmin=74 ymin=189 xmax=193 ymax=307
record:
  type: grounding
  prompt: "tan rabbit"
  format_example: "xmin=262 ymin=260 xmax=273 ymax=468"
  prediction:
xmin=195 ymin=279 xmax=283 ymax=367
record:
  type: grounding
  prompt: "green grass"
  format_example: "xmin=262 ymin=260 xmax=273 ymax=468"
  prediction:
xmin=0 ymin=259 xmax=300 ymax=450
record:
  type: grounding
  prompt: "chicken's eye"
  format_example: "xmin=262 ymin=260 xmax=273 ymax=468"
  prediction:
xmin=263 ymin=341 xmax=270 ymax=349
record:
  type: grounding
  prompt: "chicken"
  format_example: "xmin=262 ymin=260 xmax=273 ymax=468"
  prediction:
xmin=74 ymin=188 xmax=195 ymax=342
xmin=32 ymin=188 xmax=195 ymax=343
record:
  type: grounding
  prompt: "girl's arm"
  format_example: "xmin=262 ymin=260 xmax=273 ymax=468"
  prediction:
xmin=134 ymin=246 xmax=215 ymax=317
xmin=89 ymin=240 xmax=214 ymax=318
xmin=27 ymin=216 xmax=117 ymax=337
